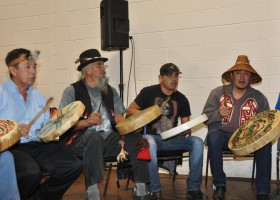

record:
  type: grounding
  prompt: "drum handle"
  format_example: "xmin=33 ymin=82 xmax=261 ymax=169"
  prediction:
xmin=222 ymin=79 xmax=227 ymax=107
xmin=29 ymin=97 xmax=54 ymax=126
xmin=160 ymin=96 xmax=171 ymax=110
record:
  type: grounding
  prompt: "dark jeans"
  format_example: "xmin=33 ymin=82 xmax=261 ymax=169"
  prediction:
xmin=207 ymin=129 xmax=272 ymax=194
xmin=64 ymin=131 xmax=150 ymax=188
xmin=11 ymin=142 xmax=83 ymax=200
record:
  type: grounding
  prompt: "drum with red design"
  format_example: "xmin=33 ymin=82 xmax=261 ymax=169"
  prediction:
xmin=0 ymin=119 xmax=20 ymax=152
xmin=228 ymin=110 xmax=280 ymax=156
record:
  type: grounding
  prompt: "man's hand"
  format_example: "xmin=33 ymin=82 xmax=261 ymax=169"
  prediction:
xmin=180 ymin=129 xmax=191 ymax=137
xmin=86 ymin=112 xmax=102 ymax=126
xmin=219 ymin=105 xmax=230 ymax=117
xmin=19 ymin=124 xmax=31 ymax=138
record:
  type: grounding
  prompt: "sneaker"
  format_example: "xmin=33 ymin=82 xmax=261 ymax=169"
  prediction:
xmin=256 ymin=194 xmax=270 ymax=200
xmin=213 ymin=186 xmax=226 ymax=200
xmin=187 ymin=190 xmax=208 ymax=200
xmin=132 ymin=187 xmax=149 ymax=200
xmin=149 ymin=191 xmax=162 ymax=200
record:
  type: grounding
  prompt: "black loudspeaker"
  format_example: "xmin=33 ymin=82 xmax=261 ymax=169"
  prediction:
xmin=100 ymin=0 xmax=129 ymax=51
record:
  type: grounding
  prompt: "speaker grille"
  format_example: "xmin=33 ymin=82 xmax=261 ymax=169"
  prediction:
xmin=100 ymin=0 xmax=129 ymax=51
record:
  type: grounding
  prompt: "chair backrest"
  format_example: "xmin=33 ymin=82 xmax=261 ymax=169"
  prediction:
xmin=157 ymin=150 xmax=189 ymax=175
xmin=157 ymin=150 xmax=188 ymax=161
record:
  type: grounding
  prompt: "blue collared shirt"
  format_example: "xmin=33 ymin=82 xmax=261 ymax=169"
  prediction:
xmin=276 ymin=93 xmax=280 ymax=110
xmin=0 ymin=79 xmax=50 ymax=143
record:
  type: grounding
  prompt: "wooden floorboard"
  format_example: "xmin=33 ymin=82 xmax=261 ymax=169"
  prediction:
xmin=63 ymin=169 xmax=280 ymax=200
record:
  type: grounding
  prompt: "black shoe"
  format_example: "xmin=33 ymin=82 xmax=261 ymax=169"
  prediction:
xmin=256 ymin=194 xmax=270 ymax=200
xmin=213 ymin=186 xmax=226 ymax=200
xmin=187 ymin=190 xmax=208 ymax=200
xmin=149 ymin=191 xmax=162 ymax=200
xmin=132 ymin=187 xmax=149 ymax=200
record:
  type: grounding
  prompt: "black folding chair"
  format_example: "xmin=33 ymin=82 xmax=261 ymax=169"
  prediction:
xmin=205 ymin=150 xmax=256 ymax=187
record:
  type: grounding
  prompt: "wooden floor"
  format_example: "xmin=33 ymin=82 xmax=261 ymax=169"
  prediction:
xmin=63 ymin=169 xmax=280 ymax=200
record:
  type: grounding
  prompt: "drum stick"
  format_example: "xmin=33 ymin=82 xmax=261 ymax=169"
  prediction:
xmin=29 ymin=97 xmax=54 ymax=126
xmin=222 ymin=79 xmax=227 ymax=107
xmin=160 ymin=96 xmax=171 ymax=110
xmin=83 ymin=102 xmax=102 ymax=120
xmin=97 ymin=102 xmax=102 ymax=112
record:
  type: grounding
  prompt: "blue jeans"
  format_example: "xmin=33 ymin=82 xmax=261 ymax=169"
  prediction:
xmin=145 ymin=134 xmax=204 ymax=192
xmin=0 ymin=151 xmax=20 ymax=200
xmin=207 ymin=129 xmax=272 ymax=194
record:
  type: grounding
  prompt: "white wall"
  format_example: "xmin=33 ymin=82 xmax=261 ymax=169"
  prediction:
xmin=0 ymin=0 xmax=279 ymax=180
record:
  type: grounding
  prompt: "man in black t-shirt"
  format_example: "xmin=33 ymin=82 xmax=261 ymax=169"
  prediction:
xmin=127 ymin=63 xmax=208 ymax=200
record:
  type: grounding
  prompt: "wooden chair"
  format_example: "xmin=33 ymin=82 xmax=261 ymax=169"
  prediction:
xmin=204 ymin=150 xmax=256 ymax=187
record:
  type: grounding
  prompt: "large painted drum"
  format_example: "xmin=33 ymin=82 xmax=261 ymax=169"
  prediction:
xmin=228 ymin=110 xmax=280 ymax=156
xmin=39 ymin=101 xmax=85 ymax=143
xmin=0 ymin=119 xmax=20 ymax=152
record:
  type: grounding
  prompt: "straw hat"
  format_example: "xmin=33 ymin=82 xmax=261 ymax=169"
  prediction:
xmin=222 ymin=55 xmax=262 ymax=84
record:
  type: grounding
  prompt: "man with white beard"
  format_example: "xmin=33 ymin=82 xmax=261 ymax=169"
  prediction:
xmin=59 ymin=49 xmax=150 ymax=200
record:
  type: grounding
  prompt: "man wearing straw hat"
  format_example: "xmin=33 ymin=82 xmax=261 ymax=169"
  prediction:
xmin=202 ymin=55 xmax=270 ymax=200
xmin=59 ymin=49 xmax=150 ymax=200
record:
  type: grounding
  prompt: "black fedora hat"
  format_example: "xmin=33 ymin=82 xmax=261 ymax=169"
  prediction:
xmin=75 ymin=49 xmax=108 ymax=71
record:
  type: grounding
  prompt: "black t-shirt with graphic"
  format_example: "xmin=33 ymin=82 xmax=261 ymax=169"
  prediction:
xmin=134 ymin=84 xmax=191 ymax=135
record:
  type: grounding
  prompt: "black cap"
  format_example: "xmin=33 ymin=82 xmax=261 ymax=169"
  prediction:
xmin=160 ymin=63 xmax=182 ymax=76
xmin=76 ymin=49 xmax=108 ymax=71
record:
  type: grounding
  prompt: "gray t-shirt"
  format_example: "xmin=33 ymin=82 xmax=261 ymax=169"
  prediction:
xmin=202 ymin=84 xmax=270 ymax=135
xmin=59 ymin=81 xmax=125 ymax=139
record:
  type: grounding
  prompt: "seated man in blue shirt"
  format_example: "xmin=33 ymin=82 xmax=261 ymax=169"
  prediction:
xmin=276 ymin=93 xmax=280 ymax=110
xmin=0 ymin=48 xmax=83 ymax=200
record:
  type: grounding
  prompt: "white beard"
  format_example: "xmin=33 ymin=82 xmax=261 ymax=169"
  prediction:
xmin=95 ymin=77 xmax=109 ymax=94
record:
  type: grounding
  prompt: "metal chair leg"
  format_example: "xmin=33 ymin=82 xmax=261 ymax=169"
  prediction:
xmin=125 ymin=176 xmax=130 ymax=190
xmin=103 ymin=163 xmax=112 ymax=196
xmin=251 ymin=154 xmax=256 ymax=185
xmin=172 ymin=159 xmax=178 ymax=185
xmin=205 ymin=151 xmax=209 ymax=187
xmin=277 ymin=152 xmax=280 ymax=198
